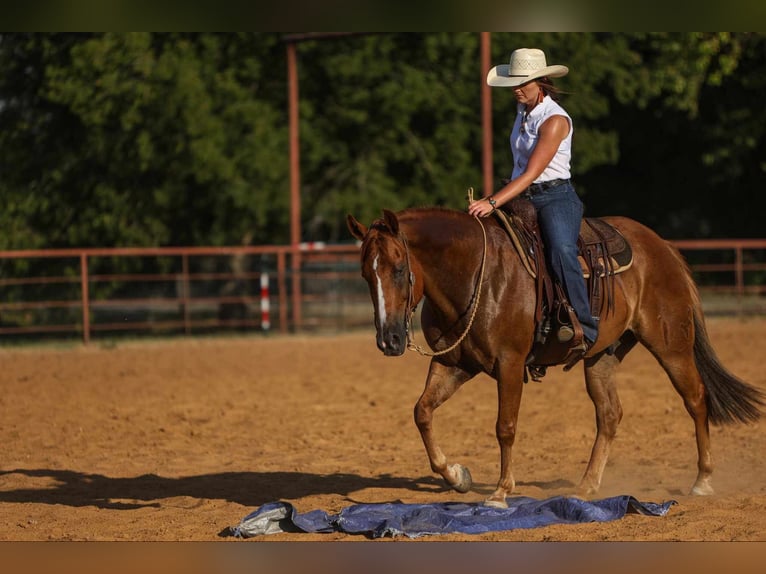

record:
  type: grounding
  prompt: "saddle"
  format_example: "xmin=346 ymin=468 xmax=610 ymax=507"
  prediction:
xmin=493 ymin=197 xmax=633 ymax=380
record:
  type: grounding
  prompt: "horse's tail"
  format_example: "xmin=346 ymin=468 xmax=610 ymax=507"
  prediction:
xmin=679 ymin=262 xmax=765 ymax=424
xmin=668 ymin=243 xmax=765 ymax=425
xmin=693 ymin=310 xmax=764 ymax=425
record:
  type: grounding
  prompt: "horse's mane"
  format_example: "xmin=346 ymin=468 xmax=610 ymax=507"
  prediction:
xmin=400 ymin=205 xmax=464 ymax=215
xmin=366 ymin=206 xmax=469 ymax=233
xmin=361 ymin=206 xmax=475 ymax=261
xmin=396 ymin=206 xmax=471 ymax=224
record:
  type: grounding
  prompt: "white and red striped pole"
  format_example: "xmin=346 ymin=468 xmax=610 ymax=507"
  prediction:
xmin=260 ymin=273 xmax=270 ymax=331
xmin=299 ymin=241 xmax=326 ymax=251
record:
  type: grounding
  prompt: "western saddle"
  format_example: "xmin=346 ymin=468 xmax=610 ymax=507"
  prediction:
xmin=493 ymin=197 xmax=633 ymax=380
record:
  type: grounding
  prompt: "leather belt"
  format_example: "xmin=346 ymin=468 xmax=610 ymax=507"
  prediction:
xmin=522 ymin=178 xmax=569 ymax=198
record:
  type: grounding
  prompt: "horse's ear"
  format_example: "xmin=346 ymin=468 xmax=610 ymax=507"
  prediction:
xmin=382 ymin=209 xmax=399 ymax=235
xmin=346 ymin=214 xmax=368 ymax=241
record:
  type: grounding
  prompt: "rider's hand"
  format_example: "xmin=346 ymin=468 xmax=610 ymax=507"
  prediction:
xmin=468 ymin=197 xmax=496 ymax=218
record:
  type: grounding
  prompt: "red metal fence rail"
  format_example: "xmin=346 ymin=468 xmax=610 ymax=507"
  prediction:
xmin=0 ymin=244 xmax=364 ymax=343
xmin=672 ymin=239 xmax=766 ymax=297
xmin=1 ymin=239 xmax=765 ymax=344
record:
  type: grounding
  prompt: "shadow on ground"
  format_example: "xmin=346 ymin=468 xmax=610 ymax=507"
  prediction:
xmin=0 ymin=468 xmax=450 ymax=510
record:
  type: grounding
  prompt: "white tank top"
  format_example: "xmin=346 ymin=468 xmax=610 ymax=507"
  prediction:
xmin=510 ymin=95 xmax=572 ymax=182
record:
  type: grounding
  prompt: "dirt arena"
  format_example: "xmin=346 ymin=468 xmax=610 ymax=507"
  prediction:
xmin=1 ymin=316 xmax=765 ymax=541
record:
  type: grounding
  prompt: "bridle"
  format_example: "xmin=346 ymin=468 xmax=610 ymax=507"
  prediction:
xmin=402 ymin=214 xmax=489 ymax=357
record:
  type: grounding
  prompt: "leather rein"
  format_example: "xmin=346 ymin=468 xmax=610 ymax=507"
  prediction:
xmin=403 ymin=214 xmax=489 ymax=357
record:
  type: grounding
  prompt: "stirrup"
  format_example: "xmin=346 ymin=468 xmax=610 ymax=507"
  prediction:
xmin=557 ymin=325 xmax=575 ymax=342
xmin=527 ymin=365 xmax=547 ymax=382
xmin=563 ymin=339 xmax=593 ymax=371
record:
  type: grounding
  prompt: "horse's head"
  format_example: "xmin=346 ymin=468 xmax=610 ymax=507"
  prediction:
xmin=347 ymin=210 xmax=421 ymax=357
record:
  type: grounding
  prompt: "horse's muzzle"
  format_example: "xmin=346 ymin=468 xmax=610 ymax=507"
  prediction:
xmin=377 ymin=323 xmax=407 ymax=356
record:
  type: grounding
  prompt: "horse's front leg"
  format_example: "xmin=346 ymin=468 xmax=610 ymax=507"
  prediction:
xmin=414 ymin=359 xmax=475 ymax=493
xmin=484 ymin=359 xmax=526 ymax=508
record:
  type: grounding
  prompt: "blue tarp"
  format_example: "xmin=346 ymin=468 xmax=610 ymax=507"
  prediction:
xmin=231 ymin=495 xmax=676 ymax=539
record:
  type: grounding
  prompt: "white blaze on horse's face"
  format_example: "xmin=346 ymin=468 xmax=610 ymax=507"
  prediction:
xmin=372 ymin=254 xmax=387 ymax=326
xmin=361 ymin=237 xmax=409 ymax=356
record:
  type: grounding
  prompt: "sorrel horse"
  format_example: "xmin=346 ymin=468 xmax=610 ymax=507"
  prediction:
xmin=347 ymin=207 xmax=764 ymax=508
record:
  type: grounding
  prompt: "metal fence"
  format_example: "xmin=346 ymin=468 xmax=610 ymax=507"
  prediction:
xmin=671 ymin=239 xmax=766 ymax=316
xmin=0 ymin=244 xmax=369 ymax=343
xmin=1 ymin=239 xmax=765 ymax=344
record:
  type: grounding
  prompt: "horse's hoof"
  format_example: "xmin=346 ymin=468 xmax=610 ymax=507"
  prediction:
xmin=575 ymin=482 xmax=599 ymax=499
xmin=447 ymin=463 xmax=472 ymax=493
xmin=690 ymin=481 xmax=714 ymax=496
xmin=483 ymin=497 xmax=508 ymax=509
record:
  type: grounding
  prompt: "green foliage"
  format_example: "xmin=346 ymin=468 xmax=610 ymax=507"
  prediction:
xmin=0 ymin=32 xmax=764 ymax=249
xmin=0 ymin=33 xmax=288 ymax=249
xmin=295 ymin=33 xmax=484 ymax=239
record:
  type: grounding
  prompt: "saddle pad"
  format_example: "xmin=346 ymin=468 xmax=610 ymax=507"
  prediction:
xmin=579 ymin=254 xmax=632 ymax=278
xmin=580 ymin=218 xmax=633 ymax=271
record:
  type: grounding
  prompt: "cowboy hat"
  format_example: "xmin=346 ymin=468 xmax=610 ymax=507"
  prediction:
xmin=487 ymin=48 xmax=568 ymax=87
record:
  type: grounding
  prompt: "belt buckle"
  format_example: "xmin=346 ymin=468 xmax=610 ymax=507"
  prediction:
xmin=548 ymin=178 xmax=565 ymax=189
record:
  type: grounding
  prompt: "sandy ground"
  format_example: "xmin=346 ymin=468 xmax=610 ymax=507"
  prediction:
xmin=0 ymin=316 xmax=765 ymax=542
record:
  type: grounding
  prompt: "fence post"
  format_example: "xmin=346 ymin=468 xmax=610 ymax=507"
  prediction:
xmin=80 ymin=253 xmax=90 ymax=344
xmin=182 ymin=253 xmax=191 ymax=335
xmin=278 ymin=251 xmax=288 ymax=334
xmin=735 ymin=245 xmax=744 ymax=297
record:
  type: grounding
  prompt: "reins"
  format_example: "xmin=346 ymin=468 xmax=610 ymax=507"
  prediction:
xmin=405 ymin=189 xmax=489 ymax=356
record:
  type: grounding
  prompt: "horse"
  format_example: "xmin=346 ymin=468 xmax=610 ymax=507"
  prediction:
xmin=346 ymin=207 xmax=764 ymax=508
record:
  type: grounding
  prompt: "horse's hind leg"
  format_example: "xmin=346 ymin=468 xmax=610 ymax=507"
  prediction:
xmin=657 ymin=358 xmax=714 ymax=495
xmin=578 ymin=334 xmax=636 ymax=496
xmin=414 ymin=360 xmax=475 ymax=493
xmin=638 ymin=314 xmax=714 ymax=495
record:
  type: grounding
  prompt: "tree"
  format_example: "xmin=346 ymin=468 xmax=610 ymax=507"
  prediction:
xmin=1 ymin=32 xmax=764 ymax=250
xmin=572 ymin=33 xmax=764 ymax=237
xmin=0 ymin=33 xmax=290 ymax=249
xmin=294 ymin=33 xmax=485 ymax=241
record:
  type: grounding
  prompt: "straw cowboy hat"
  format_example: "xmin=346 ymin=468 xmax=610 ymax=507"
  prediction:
xmin=487 ymin=48 xmax=568 ymax=87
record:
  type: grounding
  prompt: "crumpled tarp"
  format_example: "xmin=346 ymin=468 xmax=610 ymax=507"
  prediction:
xmin=231 ymin=495 xmax=676 ymax=539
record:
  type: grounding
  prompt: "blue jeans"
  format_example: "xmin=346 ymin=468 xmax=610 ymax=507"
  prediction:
xmin=528 ymin=181 xmax=599 ymax=343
